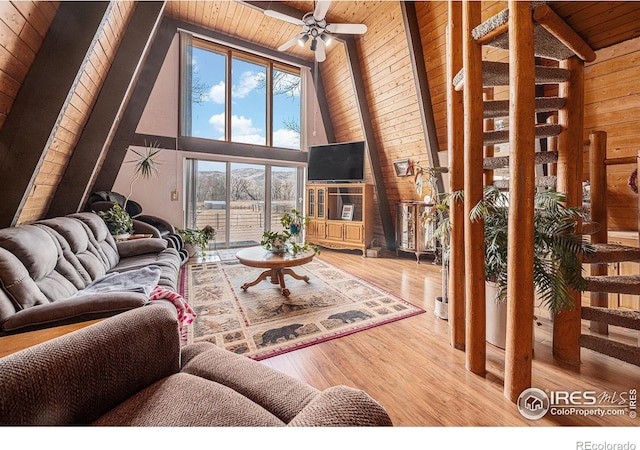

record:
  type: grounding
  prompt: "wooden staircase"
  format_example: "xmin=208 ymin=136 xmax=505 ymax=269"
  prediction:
xmin=445 ymin=1 xmax=637 ymax=403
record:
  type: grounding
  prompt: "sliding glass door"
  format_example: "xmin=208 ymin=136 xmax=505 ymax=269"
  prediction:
xmin=187 ymin=159 xmax=303 ymax=249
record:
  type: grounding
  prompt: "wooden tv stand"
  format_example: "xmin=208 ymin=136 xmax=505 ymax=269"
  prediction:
xmin=305 ymin=182 xmax=373 ymax=256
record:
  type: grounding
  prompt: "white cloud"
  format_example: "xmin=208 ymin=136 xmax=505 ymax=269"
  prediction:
xmin=204 ymin=81 xmax=225 ymax=104
xmin=208 ymin=113 xmax=265 ymax=145
xmin=273 ymin=128 xmax=300 ymax=149
xmin=233 ymin=71 xmax=264 ymax=99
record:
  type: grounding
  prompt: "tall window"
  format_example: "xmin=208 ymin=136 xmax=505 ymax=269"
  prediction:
xmin=182 ymin=36 xmax=302 ymax=150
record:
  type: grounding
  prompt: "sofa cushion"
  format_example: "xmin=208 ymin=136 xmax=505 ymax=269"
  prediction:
xmin=68 ymin=212 xmax=120 ymax=270
xmin=181 ymin=344 xmax=319 ymax=424
xmin=287 ymin=385 xmax=394 ymax=427
xmin=0 ymin=225 xmax=86 ymax=302
xmin=0 ymin=247 xmax=48 ymax=312
xmin=0 ymin=305 xmax=180 ymax=425
xmin=37 ymin=216 xmax=109 ymax=281
xmin=112 ymin=249 xmax=181 ymax=291
xmin=93 ymin=372 xmax=285 ymax=426
xmin=0 ymin=291 xmax=149 ymax=333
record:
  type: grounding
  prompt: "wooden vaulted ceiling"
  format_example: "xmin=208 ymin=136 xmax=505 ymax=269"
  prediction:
xmin=165 ymin=1 xmax=640 ymax=57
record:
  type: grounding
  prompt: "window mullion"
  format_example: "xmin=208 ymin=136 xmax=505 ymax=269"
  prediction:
xmin=267 ymin=62 xmax=273 ymax=148
xmin=226 ymin=50 xmax=232 ymax=142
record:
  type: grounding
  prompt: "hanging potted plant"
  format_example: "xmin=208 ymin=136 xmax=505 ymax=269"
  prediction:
xmin=470 ymin=186 xmax=594 ymax=348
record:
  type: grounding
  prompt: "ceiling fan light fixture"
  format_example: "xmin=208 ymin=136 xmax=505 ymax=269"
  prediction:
xmin=320 ymin=33 xmax=332 ymax=46
xmin=310 ymin=37 xmax=317 ymax=51
xmin=298 ymin=34 xmax=309 ymax=47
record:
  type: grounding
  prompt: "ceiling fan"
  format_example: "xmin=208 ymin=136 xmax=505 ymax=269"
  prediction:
xmin=264 ymin=1 xmax=367 ymax=62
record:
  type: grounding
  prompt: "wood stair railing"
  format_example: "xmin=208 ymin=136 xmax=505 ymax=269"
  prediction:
xmin=451 ymin=0 xmax=599 ymax=402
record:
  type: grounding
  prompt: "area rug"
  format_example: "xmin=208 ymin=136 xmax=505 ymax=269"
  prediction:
xmin=181 ymin=258 xmax=424 ymax=360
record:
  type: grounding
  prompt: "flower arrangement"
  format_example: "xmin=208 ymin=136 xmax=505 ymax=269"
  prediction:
xmin=260 ymin=209 xmax=319 ymax=255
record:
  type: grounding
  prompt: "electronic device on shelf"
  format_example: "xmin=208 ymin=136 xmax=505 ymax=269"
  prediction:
xmin=307 ymin=141 xmax=365 ymax=183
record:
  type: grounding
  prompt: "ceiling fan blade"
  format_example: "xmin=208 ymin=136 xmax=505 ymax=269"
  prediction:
xmin=264 ymin=9 xmax=304 ymax=26
xmin=315 ymin=38 xmax=326 ymax=62
xmin=313 ymin=1 xmax=332 ymax=21
xmin=278 ymin=34 xmax=302 ymax=52
xmin=326 ymin=23 xmax=368 ymax=34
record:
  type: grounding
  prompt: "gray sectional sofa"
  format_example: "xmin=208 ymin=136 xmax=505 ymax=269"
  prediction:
xmin=0 ymin=212 xmax=182 ymax=336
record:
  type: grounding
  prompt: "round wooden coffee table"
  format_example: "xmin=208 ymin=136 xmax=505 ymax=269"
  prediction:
xmin=236 ymin=246 xmax=315 ymax=297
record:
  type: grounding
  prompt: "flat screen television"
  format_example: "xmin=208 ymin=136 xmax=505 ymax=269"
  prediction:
xmin=307 ymin=141 xmax=365 ymax=182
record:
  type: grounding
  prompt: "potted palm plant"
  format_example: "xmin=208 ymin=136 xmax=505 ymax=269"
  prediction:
xmin=470 ymin=186 xmax=594 ymax=348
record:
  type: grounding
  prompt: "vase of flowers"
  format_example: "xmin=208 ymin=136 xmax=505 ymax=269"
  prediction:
xmin=261 ymin=209 xmax=318 ymax=255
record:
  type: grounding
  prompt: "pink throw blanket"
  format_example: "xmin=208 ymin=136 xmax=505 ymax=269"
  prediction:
xmin=149 ymin=286 xmax=196 ymax=339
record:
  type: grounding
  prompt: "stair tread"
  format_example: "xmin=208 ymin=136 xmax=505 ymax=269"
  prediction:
xmin=484 ymin=123 xmax=563 ymax=146
xmin=579 ymin=334 xmax=640 ymax=367
xmin=484 ymin=151 xmax=558 ymax=169
xmin=453 ymin=61 xmax=571 ymax=90
xmin=484 ymin=97 xmax=566 ymax=119
xmin=473 ymin=5 xmax=577 ymax=61
xmin=583 ymin=243 xmax=640 ymax=264
xmin=582 ymin=306 xmax=640 ymax=331
xmin=584 ymin=274 xmax=640 ymax=295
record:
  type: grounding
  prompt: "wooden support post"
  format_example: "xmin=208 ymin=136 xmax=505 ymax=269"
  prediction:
xmin=504 ymin=0 xmax=535 ymax=403
xmin=483 ymin=88 xmax=495 ymax=187
xmin=589 ymin=131 xmax=609 ymax=335
xmin=553 ymin=56 xmax=585 ymax=366
xmin=547 ymin=115 xmax=558 ymax=177
xmin=447 ymin=0 xmax=465 ymax=350
xmin=462 ymin=0 xmax=485 ymax=374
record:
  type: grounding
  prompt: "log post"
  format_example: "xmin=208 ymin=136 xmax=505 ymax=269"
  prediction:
xmin=547 ymin=115 xmax=558 ymax=177
xmin=447 ymin=0 xmax=465 ymax=350
xmin=504 ymin=0 xmax=535 ymax=403
xmin=589 ymin=130 xmax=609 ymax=335
xmin=553 ymin=56 xmax=585 ymax=366
xmin=462 ymin=0 xmax=486 ymax=374
xmin=483 ymin=88 xmax=495 ymax=187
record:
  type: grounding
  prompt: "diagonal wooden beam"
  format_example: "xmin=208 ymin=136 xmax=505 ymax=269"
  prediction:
xmin=47 ymin=1 xmax=166 ymax=218
xmin=91 ymin=16 xmax=178 ymax=194
xmin=0 ymin=1 xmax=109 ymax=227
xmin=343 ymin=36 xmax=395 ymax=250
xmin=400 ymin=1 xmax=443 ymax=194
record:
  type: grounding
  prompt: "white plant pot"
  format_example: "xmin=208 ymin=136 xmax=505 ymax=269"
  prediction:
xmin=486 ymin=281 xmax=507 ymax=349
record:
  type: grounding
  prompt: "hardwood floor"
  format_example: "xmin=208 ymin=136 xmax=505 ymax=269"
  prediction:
xmin=259 ymin=248 xmax=640 ymax=428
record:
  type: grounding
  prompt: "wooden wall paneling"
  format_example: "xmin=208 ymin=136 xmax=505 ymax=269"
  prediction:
xmin=0 ymin=1 xmax=109 ymax=227
xmin=583 ymin=36 xmax=640 ymax=233
xmin=47 ymin=1 xmax=166 ymax=218
xmin=344 ymin=36 xmax=394 ymax=250
xmin=400 ymin=1 xmax=443 ymax=195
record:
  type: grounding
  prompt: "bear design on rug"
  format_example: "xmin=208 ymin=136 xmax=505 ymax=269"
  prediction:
xmin=260 ymin=324 xmax=304 ymax=346
xmin=328 ymin=310 xmax=373 ymax=324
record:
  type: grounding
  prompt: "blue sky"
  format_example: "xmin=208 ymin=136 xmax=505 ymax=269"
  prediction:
xmin=190 ymin=46 xmax=301 ymax=149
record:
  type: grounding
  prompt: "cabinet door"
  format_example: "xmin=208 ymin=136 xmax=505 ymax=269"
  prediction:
xmin=317 ymin=189 xmax=326 ymax=219
xmin=326 ymin=222 xmax=343 ymax=240
xmin=308 ymin=189 xmax=315 ymax=218
xmin=344 ymin=223 xmax=363 ymax=243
